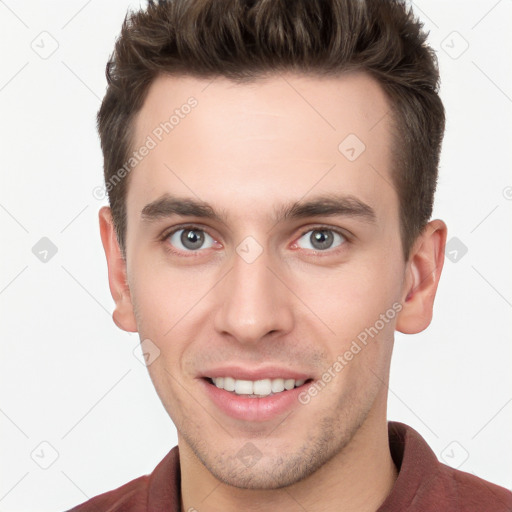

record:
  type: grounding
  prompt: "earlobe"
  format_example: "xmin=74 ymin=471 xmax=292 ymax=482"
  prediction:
xmin=99 ymin=207 xmax=138 ymax=333
xmin=396 ymin=219 xmax=447 ymax=334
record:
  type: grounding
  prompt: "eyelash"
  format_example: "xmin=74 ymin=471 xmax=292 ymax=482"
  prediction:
xmin=295 ymin=226 xmax=350 ymax=254
xmin=159 ymin=224 xmax=351 ymax=257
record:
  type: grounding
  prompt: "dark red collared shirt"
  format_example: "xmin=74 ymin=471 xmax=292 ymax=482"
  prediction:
xmin=66 ymin=421 xmax=512 ymax=511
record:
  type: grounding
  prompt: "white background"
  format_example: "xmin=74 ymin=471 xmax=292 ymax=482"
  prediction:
xmin=0 ymin=1 xmax=511 ymax=510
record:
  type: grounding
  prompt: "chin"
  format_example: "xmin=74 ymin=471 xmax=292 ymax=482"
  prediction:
xmin=185 ymin=415 xmax=356 ymax=491
xmin=204 ymin=455 xmax=317 ymax=490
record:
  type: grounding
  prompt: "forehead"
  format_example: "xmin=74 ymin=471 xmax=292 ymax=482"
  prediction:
xmin=128 ymin=71 xmax=396 ymax=224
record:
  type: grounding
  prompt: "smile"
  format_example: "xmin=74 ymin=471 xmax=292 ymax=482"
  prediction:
xmin=208 ymin=377 xmax=309 ymax=398
xmin=201 ymin=376 xmax=314 ymax=422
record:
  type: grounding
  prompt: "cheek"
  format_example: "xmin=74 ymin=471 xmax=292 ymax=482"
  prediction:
xmin=128 ymin=252 xmax=221 ymax=381
xmin=294 ymin=260 xmax=402 ymax=337
xmin=129 ymin=249 xmax=209 ymax=334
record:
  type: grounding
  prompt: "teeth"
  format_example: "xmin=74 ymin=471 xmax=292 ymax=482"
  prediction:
xmin=253 ymin=379 xmax=272 ymax=395
xmin=284 ymin=379 xmax=295 ymax=390
xmin=235 ymin=379 xmax=253 ymax=395
xmin=271 ymin=379 xmax=285 ymax=393
xmin=210 ymin=377 xmax=307 ymax=397
xmin=223 ymin=376 xmax=235 ymax=392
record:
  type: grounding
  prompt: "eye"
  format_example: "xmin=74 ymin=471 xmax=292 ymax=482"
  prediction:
xmin=295 ymin=228 xmax=347 ymax=251
xmin=167 ymin=227 xmax=216 ymax=252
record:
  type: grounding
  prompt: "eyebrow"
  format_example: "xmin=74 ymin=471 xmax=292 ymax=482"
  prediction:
xmin=141 ymin=193 xmax=376 ymax=225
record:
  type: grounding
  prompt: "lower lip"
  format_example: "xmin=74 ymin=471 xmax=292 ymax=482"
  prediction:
xmin=200 ymin=378 xmax=309 ymax=422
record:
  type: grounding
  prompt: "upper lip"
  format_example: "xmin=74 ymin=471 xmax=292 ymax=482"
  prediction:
xmin=198 ymin=366 xmax=312 ymax=381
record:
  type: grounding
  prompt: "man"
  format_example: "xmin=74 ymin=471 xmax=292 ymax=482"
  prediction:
xmin=68 ymin=0 xmax=512 ymax=510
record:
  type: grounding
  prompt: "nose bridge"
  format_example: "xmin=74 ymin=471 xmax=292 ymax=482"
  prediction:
xmin=213 ymin=241 xmax=293 ymax=343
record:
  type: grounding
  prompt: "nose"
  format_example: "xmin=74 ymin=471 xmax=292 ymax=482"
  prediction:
xmin=213 ymin=245 xmax=294 ymax=345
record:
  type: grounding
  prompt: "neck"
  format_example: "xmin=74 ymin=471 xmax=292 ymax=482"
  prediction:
xmin=179 ymin=412 xmax=398 ymax=512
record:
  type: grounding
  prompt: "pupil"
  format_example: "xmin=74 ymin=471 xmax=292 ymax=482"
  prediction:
xmin=181 ymin=229 xmax=204 ymax=249
xmin=311 ymin=230 xmax=333 ymax=250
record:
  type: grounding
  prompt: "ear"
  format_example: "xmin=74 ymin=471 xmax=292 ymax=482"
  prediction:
xmin=396 ymin=219 xmax=447 ymax=334
xmin=99 ymin=206 xmax=137 ymax=333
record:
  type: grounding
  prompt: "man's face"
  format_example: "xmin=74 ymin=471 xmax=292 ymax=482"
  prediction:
xmin=122 ymin=72 xmax=409 ymax=488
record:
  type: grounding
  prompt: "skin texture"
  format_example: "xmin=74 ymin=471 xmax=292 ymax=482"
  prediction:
xmin=99 ymin=72 xmax=447 ymax=511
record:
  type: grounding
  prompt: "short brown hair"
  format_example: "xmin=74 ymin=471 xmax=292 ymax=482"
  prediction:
xmin=98 ymin=0 xmax=445 ymax=259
